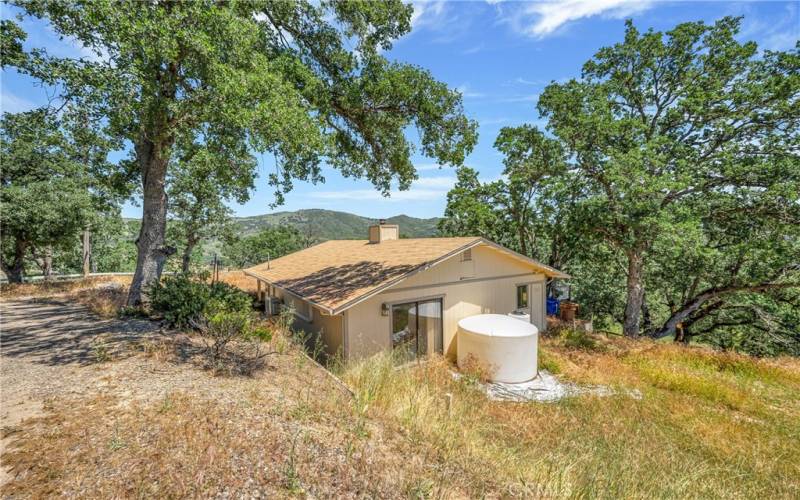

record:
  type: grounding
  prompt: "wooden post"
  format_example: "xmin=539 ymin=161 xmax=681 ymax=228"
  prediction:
xmin=82 ymin=229 xmax=91 ymax=278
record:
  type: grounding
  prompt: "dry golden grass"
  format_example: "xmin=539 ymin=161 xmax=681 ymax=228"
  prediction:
xmin=218 ymin=270 xmax=258 ymax=293
xmin=341 ymin=336 xmax=800 ymax=498
xmin=0 ymin=331 xmax=447 ymax=498
xmin=71 ymin=286 xmax=129 ymax=318
xmin=3 ymin=275 xmax=799 ymax=498
xmin=0 ymin=275 xmax=132 ymax=299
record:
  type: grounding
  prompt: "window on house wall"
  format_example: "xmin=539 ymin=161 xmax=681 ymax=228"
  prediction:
xmin=293 ymin=297 xmax=312 ymax=322
xmin=516 ymin=284 xmax=529 ymax=309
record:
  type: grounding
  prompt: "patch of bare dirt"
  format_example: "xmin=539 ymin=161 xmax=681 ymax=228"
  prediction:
xmin=0 ymin=296 xmax=428 ymax=497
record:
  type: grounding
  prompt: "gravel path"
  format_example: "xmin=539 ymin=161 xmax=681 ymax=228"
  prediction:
xmin=0 ymin=297 xmax=162 ymax=486
xmin=0 ymin=296 xmax=350 ymax=492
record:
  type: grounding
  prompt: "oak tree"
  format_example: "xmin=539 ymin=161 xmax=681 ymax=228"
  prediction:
xmin=537 ymin=17 xmax=799 ymax=336
xmin=14 ymin=0 xmax=477 ymax=304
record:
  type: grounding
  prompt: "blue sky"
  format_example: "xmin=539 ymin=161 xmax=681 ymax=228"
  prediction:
xmin=2 ymin=1 xmax=797 ymax=220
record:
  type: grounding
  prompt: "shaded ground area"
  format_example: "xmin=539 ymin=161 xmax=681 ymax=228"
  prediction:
xmin=0 ymin=296 xmax=419 ymax=497
xmin=1 ymin=298 xmax=157 ymax=366
xmin=0 ymin=297 xmax=163 ymax=487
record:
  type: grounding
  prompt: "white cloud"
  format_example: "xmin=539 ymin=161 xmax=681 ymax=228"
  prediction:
xmin=0 ymin=91 xmax=36 ymax=113
xmin=410 ymin=0 xmax=448 ymax=29
xmin=462 ymin=43 xmax=485 ymax=55
xmin=456 ymin=84 xmax=485 ymax=99
xmin=497 ymin=93 xmax=539 ymax=103
xmin=479 ymin=117 xmax=511 ymax=126
xmin=309 ymin=174 xmax=458 ymax=203
xmin=763 ymin=31 xmax=798 ymax=51
xmin=412 ymin=176 xmax=457 ymax=188
xmin=514 ymin=77 xmax=541 ymax=86
xmin=406 ymin=0 xmax=474 ymax=44
xmin=738 ymin=3 xmax=799 ymax=51
xmin=415 ymin=162 xmax=446 ymax=171
xmin=505 ymin=0 xmax=655 ymax=39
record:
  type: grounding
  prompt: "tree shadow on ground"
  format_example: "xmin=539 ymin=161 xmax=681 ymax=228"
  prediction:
xmin=0 ymin=298 xmax=161 ymax=366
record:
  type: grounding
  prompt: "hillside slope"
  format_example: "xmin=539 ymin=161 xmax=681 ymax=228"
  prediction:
xmin=125 ymin=209 xmax=441 ymax=241
xmin=234 ymin=209 xmax=441 ymax=239
xmin=2 ymin=280 xmax=799 ymax=498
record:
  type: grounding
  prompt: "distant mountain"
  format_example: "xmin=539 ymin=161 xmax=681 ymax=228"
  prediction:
xmin=233 ymin=209 xmax=441 ymax=240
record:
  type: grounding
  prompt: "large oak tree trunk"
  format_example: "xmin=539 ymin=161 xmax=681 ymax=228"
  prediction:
xmin=622 ymin=250 xmax=645 ymax=337
xmin=127 ymin=139 xmax=175 ymax=306
xmin=1 ymin=238 xmax=27 ymax=284
xmin=652 ymin=281 xmax=795 ymax=339
xmin=654 ymin=295 xmax=710 ymax=340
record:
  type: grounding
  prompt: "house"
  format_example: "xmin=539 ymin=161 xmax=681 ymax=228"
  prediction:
xmin=244 ymin=222 xmax=568 ymax=361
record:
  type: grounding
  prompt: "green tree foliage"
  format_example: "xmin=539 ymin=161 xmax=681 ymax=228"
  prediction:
xmin=222 ymin=226 xmax=304 ymax=269
xmin=438 ymin=167 xmax=506 ymax=245
xmin=439 ymin=127 xmax=579 ymax=271
xmin=0 ymin=109 xmax=115 ymax=282
xmin=53 ymin=215 xmax=138 ymax=274
xmin=12 ymin=0 xmax=477 ymax=305
xmin=536 ymin=17 xmax=799 ymax=337
xmin=0 ymin=19 xmax=26 ymax=68
xmin=441 ymin=18 xmax=799 ymax=354
xmin=168 ymin=142 xmax=255 ymax=273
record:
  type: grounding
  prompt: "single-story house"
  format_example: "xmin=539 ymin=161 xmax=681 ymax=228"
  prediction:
xmin=244 ymin=223 xmax=568 ymax=361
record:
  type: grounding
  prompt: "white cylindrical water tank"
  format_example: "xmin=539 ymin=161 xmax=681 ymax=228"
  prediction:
xmin=457 ymin=314 xmax=538 ymax=383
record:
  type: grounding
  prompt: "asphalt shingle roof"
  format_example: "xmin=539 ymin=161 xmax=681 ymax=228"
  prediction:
xmin=244 ymin=237 xmax=566 ymax=313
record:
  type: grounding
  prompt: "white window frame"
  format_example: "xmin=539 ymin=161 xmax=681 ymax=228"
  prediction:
xmin=296 ymin=299 xmax=312 ymax=322
xmin=283 ymin=291 xmax=312 ymax=322
xmin=516 ymin=283 xmax=529 ymax=309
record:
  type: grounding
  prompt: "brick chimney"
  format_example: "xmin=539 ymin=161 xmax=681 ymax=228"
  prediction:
xmin=368 ymin=219 xmax=399 ymax=243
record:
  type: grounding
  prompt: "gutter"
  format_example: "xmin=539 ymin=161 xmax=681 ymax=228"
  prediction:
xmin=243 ymin=237 xmax=569 ymax=317
xmin=242 ymin=269 xmax=338 ymax=315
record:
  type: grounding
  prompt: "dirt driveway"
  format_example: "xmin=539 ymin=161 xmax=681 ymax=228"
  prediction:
xmin=0 ymin=297 xmax=162 ymax=486
xmin=0 ymin=295 xmax=368 ymax=497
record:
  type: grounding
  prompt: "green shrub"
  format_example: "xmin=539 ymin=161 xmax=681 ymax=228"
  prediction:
xmin=149 ymin=274 xmax=252 ymax=328
xmin=560 ymin=328 xmax=601 ymax=351
xmin=197 ymin=310 xmax=274 ymax=375
xmin=538 ymin=348 xmax=562 ymax=374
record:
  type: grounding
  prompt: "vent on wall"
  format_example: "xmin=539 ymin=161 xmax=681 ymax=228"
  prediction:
xmin=460 ymin=248 xmax=475 ymax=279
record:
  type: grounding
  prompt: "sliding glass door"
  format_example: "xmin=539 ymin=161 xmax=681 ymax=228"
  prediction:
xmin=391 ymin=298 xmax=443 ymax=360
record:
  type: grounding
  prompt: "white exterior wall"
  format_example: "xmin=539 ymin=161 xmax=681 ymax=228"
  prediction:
xmin=345 ymin=244 xmax=545 ymax=360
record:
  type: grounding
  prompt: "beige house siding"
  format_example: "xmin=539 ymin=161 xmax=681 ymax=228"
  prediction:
xmin=345 ymin=244 xmax=546 ymax=360
xmin=268 ymin=287 xmax=345 ymax=358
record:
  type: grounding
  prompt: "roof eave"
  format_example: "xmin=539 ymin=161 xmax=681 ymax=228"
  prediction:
xmin=243 ymin=236 xmax=570 ymax=316
xmin=328 ymin=238 xmax=485 ymax=315
xmin=242 ymin=269 xmax=337 ymax=315
xmin=476 ymin=238 xmax=571 ymax=279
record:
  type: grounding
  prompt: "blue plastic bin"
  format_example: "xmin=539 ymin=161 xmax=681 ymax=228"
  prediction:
xmin=546 ymin=298 xmax=560 ymax=316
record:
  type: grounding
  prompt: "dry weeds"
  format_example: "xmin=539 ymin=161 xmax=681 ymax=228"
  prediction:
xmin=218 ymin=270 xmax=258 ymax=294
xmin=0 ymin=276 xmax=132 ymax=299
xmin=341 ymin=336 xmax=800 ymax=498
xmin=3 ymin=279 xmax=799 ymax=498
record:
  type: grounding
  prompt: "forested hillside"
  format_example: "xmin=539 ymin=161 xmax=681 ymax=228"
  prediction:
xmin=123 ymin=209 xmax=439 ymax=241
xmin=232 ymin=209 xmax=441 ymax=239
